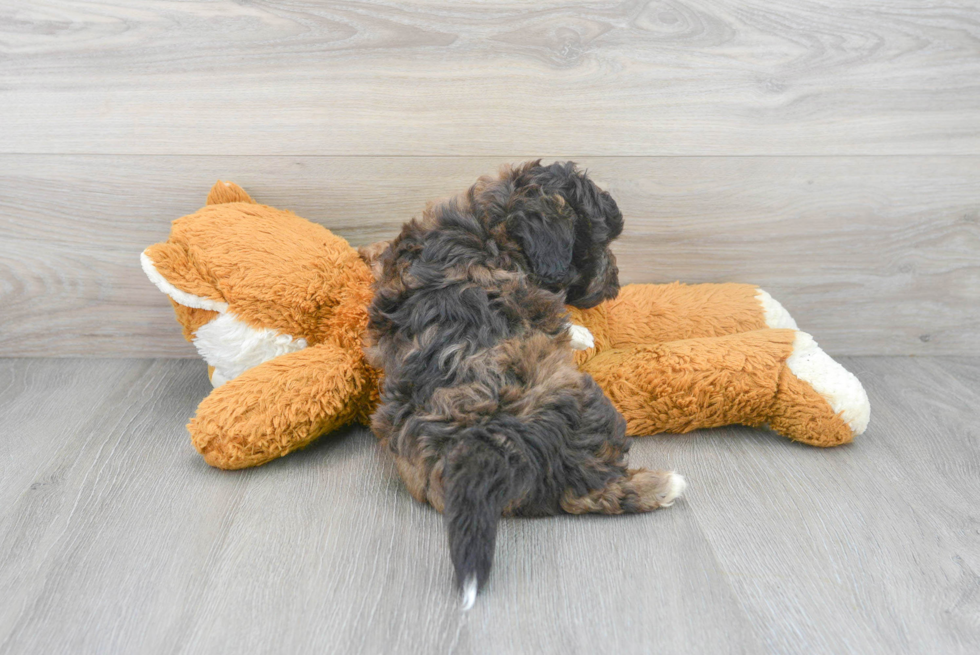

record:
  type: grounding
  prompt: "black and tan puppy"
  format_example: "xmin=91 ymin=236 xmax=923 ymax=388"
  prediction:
xmin=366 ymin=161 xmax=686 ymax=609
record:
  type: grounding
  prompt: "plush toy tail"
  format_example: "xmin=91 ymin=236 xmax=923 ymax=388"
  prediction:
xmin=206 ymin=180 xmax=255 ymax=205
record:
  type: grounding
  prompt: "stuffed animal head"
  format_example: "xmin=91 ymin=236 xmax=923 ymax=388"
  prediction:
xmin=141 ymin=181 xmax=374 ymax=386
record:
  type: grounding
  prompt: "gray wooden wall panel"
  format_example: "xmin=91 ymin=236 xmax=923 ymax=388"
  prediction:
xmin=1 ymin=1 xmax=978 ymax=357
xmin=2 ymin=1 xmax=979 ymax=155
xmin=1 ymin=155 xmax=978 ymax=357
xmin=1 ymin=356 xmax=978 ymax=654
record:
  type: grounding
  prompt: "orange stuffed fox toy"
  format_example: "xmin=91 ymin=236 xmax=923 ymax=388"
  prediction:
xmin=142 ymin=182 xmax=869 ymax=470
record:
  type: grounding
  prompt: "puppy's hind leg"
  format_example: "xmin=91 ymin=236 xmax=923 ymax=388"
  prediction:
xmin=560 ymin=468 xmax=687 ymax=515
xmin=561 ymin=374 xmax=687 ymax=515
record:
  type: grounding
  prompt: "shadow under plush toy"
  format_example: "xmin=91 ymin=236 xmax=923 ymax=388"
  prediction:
xmin=141 ymin=181 xmax=869 ymax=470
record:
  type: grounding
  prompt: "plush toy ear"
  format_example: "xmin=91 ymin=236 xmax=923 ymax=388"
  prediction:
xmin=505 ymin=195 xmax=575 ymax=289
xmin=206 ymin=180 xmax=255 ymax=205
xmin=141 ymin=242 xmax=228 ymax=312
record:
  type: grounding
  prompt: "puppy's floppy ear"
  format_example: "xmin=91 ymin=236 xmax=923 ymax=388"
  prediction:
xmin=513 ymin=161 xmax=623 ymax=243
xmin=505 ymin=194 xmax=575 ymax=288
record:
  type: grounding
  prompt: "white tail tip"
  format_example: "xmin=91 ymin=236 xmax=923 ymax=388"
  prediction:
xmin=460 ymin=575 xmax=478 ymax=611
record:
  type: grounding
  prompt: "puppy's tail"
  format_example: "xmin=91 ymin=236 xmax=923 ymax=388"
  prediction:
xmin=443 ymin=433 xmax=522 ymax=611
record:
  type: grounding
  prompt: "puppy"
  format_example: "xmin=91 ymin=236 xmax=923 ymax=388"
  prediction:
xmin=366 ymin=161 xmax=686 ymax=609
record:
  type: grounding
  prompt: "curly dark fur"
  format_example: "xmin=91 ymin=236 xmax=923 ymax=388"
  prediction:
xmin=367 ymin=161 xmax=679 ymax=605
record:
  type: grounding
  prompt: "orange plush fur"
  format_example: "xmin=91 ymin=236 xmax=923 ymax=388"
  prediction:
xmin=142 ymin=182 xmax=869 ymax=470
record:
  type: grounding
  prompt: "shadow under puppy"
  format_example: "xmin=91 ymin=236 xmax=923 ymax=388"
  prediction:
xmin=367 ymin=161 xmax=686 ymax=609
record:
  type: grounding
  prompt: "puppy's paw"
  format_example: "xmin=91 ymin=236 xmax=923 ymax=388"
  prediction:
xmin=657 ymin=471 xmax=687 ymax=507
xmin=567 ymin=324 xmax=594 ymax=350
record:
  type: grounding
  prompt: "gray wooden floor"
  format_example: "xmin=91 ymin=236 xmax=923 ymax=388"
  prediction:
xmin=1 ymin=356 xmax=977 ymax=655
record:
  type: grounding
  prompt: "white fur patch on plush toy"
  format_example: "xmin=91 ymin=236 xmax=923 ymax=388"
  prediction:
xmin=756 ymin=288 xmax=798 ymax=330
xmin=141 ymin=250 xmax=307 ymax=387
xmin=787 ymin=332 xmax=871 ymax=435
xmin=193 ymin=313 xmax=307 ymax=387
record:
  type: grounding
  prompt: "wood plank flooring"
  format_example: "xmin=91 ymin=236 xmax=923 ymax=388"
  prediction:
xmin=1 ymin=356 xmax=978 ymax=654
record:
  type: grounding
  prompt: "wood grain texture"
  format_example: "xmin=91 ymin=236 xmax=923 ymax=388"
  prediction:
xmin=653 ymin=355 xmax=980 ymax=654
xmin=2 ymin=155 xmax=978 ymax=357
xmin=2 ymin=1 xmax=979 ymax=156
xmin=0 ymin=356 xmax=977 ymax=654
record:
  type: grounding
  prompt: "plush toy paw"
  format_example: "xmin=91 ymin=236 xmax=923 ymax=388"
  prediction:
xmin=190 ymin=344 xmax=373 ymax=469
xmin=768 ymin=331 xmax=870 ymax=446
xmin=756 ymin=288 xmax=799 ymax=330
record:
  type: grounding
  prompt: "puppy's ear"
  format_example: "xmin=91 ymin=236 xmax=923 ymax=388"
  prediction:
xmin=506 ymin=195 xmax=575 ymax=288
xmin=357 ymin=240 xmax=390 ymax=281
xmin=516 ymin=161 xmax=624 ymax=245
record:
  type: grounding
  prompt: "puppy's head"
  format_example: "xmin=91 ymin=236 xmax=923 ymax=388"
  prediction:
xmin=501 ymin=161 xmax=622 ymax=308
